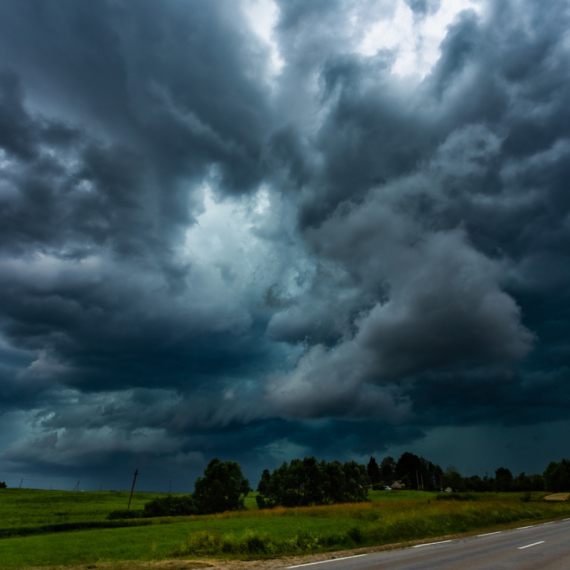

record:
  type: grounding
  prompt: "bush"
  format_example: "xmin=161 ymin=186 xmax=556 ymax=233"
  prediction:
xmin=0 ymin=481 xmax=7 ymax=489
xmin=544 ymin=459 xmax=570 ymax=492
xmin=143 ymin=495 xmax=196 ymax=517
xmin=347 ymin=526 xmax=364 ymax=544
xmin=520 ymin=491 xmax=532 ymax=503
xmin=436 ymin=493 xmax=477 ymax=501
xmin=107 ymin=509 xmax=144 ymax=520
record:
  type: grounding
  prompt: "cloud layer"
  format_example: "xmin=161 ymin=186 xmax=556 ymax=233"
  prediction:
xmin=1 ymin=0 xmax=570 ymax=487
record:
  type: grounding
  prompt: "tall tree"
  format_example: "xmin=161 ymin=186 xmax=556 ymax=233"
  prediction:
xmin=396 ymin=452 xmax=422 ymax=489
xmin=544 ymin=459 xmax=570 ymax=492
xmin=367 ymin=456 xmax=382 ymax=485
xmin=380 ymin=456 xmax=396 ymax=485
xmin=495 ymin=467 xmax=514 ymax=492
xmin=193 ymin=458 xmax=251 ymax=514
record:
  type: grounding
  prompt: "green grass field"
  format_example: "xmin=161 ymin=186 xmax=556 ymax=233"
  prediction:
xmin=0 ymin=488 xmax=438 ymax=532
xmin=1 ymin=489 xmax=569 ymax=569
xmin=0 ymin=489 xmax=167 ymax=530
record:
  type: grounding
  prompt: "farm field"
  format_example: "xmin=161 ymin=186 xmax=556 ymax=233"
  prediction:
xmin=0 ymin=488 xmax=438 ymax=532
xmin=1 ymin=489 xmax=570 ymax=569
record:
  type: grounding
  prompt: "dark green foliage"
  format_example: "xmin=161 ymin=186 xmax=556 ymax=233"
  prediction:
xmin=495 ymin=467 xmax=514 ymax=492
xmin=520 ymin=491 xmax=532 ymax=502
xmin=256 ymin=457 xmax=369 ymax=508
xmin=530 ymin=474 xmax=545 ymax=491
xmin=380 ymin=456 xmax=396 ymax=485
xmin=464 ymin=475 xmax=484 ymax=492
xmin=0 ymin=481 xmax=6 ymax=489
xmin=142 ymin=495 xmax=196 ymax=517
xmin=443 ymin=471 xmax=465 ymax=492
xmin=513 ymin=472 xmax=532 ymax=492
xmin=513 ymin=472 xmax=543 ymax=492
xmin=107 ymin=509 xmax=144 ymax=520
xmin=347 ymin=525 xmax=364 ymax=543
xmin=436 ymin=493 xmax=477 ymax=501
xmin=482 ymin=476 xmax=495 ymax=492
xmin=395 ymin=452 xmax=443 ymax=491
xmin=367 ymin=457 xmax=381 ymax=485
xmin=193 ymin=458 xmax=251 ymax=514
xmin=544 ymin=459 xmax=570 ymax=492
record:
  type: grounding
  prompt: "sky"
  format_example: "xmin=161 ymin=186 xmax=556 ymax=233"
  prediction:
xmin=1 ymin=0 xmax=570 ymax=492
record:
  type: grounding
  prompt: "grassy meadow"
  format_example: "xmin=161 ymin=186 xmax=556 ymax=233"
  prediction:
xmin=1 ymin=488 xmax=570 ymax=568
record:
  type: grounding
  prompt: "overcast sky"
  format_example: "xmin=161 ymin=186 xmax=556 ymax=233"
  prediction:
xmin=1 ymin=0 xmax=570 ymax=491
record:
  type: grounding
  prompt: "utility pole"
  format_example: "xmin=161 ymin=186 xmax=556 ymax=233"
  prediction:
xmin=127 ymin=469 xmax=139 ymax=510
xmin=19 ymin=478 xmax=23 ymax=489
xmin=169 ymin=480 xmax=172 ymax=494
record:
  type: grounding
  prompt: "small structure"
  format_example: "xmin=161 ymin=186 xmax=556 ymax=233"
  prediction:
xmin=445 ymin=487 xmax=453 ymax=493
xmin=390 ymin=481 xmax=404 ymax=490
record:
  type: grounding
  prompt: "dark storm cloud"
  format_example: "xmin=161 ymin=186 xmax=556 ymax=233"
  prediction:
xmin=1 ymin=0 xmax=570 ymax=485
xmin=264 ymin=0 xmax=570 ymax=431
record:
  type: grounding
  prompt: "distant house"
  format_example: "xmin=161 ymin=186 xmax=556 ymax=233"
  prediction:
xmin=445 ymin=487 xmax=453 ymax=493
xmin=390 ymin=481 xmax=404 ymax=490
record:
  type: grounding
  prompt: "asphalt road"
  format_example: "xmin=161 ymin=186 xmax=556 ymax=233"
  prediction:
xmin=286 ymin=518 xmax=570 ymax=570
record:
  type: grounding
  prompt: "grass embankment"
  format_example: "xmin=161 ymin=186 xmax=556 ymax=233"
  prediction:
xmin=1 ymin=490 xmax=570 ymax=568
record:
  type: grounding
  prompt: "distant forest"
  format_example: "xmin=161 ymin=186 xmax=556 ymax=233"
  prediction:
xmin=255 ymin=453 xmax=570 ymax=509
xmin=363 ymin=452 xmax=569 ymax=494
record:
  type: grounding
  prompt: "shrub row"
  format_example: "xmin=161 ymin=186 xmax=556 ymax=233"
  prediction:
xmin=108 ymin=495 xmax=196 ymax=519
xmin=171 ymin=527 xmax=365 ymax=558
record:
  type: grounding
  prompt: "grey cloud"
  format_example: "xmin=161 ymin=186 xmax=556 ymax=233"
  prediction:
xmin=404 ymin=0 xmax=441 ymax=17
xmin=2 ymin=0 xmax=570 ymax=486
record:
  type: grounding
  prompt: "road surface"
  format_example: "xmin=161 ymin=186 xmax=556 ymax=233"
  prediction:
xmin=285 ymin=518 xmax=570 ymax=570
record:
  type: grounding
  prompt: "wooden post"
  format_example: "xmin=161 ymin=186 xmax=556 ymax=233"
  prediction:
xmin=127 ymin=469 xmax=139 ymax=510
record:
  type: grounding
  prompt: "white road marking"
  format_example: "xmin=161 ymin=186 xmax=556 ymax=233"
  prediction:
xmin=517 ymin=525 xmax=535 ymax=530
xmin=564 ymin=518 xmax=570 ymax=521
xmin=518 ymin=541 xmax=545 ymax=550
xmin=413 ymin=540 xmax=452 ymax=548
xmin=541 ymin=522 xmax=554 ymax=526
xmin=478 ymin=531 xmax=502 ymax=537
xmin=288 ymin=555 xmax=367 ymax=568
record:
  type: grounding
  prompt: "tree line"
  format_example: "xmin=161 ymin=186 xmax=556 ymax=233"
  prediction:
xmin=5 ymin=453 xmax=568 ymax=519
xmin=256 ymin=458 xmax=368 ymax=508
xmin=110 ymin=453 xmax=569 ymax=519
xmin=365 ymin=453 xmax=570 ymax=494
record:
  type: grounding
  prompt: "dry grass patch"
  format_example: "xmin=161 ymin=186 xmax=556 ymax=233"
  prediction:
xmin=544 ymin=493 xmax=570 ymax=501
